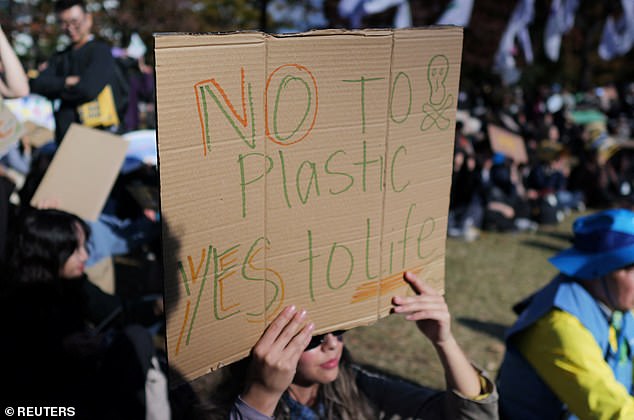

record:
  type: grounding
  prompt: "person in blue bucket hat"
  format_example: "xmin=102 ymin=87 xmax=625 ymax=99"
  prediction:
xmin=497 ymin=208 xmax=634 ymax=419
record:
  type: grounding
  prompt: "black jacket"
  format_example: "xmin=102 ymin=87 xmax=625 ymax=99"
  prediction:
xmin=30 ymin=38 xmax=125 ymax=142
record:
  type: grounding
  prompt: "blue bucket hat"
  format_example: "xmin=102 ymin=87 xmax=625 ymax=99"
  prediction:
xmin=549 ymin=209 xmax=634 ymax=280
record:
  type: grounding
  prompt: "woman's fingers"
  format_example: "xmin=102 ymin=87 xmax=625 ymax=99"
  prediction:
xmin=285 ymin=322 xmax=314 ymax=363
xmin=396 ymin=272 xmax=454 ymax=343
xmin=394 ymin=272 xmax=451 ymax=323
xmin=256 ymin=305 xmax=297 ymax=350
xmin=270 ymin=308 xmax=308 ymax=352
xmin=403 ymin=309 xmax=450 ymax=322
xmin=392 ymin=298 xmax=447 ymax=312
xmin=403 ymin=271 xmax=439 ymax=296
xmin=255 ymin=305 xmax=313 ymax=358
xmin=393 ymin=301 xmax=449 ymax=319
xmin=249 ymin=306 xmax=314 ymax=396
xmin=393 ymin=293 xmax=444 ymax=305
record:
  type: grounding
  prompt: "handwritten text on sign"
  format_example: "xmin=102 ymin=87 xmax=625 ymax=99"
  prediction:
xmin=154 ymin=29 xmax=463 ymax=381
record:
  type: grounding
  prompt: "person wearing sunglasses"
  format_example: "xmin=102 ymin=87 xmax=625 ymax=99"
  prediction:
xmin=200 ymin=271 xmax=498 ymax=419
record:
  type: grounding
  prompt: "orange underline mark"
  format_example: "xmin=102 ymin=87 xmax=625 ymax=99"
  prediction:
xmin=350 ymin=269 xmax=422 ymax=304
xmin=175 ymin=300 xmax=191 ymax=356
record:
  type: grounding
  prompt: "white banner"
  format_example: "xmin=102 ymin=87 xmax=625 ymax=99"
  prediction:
xmin=338 ymin=0 xmax=411 ymax=28
xmin=598 ymin=0 xmax=634 ymax=60
xmin=493 ymin=0 xmax=535 ymax=85
xmin=544 ymin=0 xmax=579 ymax=61
xmin=436 ymin=0 xmax=474 ymax=27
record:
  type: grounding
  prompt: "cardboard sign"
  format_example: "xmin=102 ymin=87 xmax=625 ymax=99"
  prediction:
xmin=487 ymin=124 xmax=527 ymax=164
xmin=23 ymin=121 xmax=54 ymax=148
xmin=154 ymin=28 xmax=463 ymax=382
xmin=31 ymin=124 xmax=128 ymax=220
xmin=0 ymin=105 xmax=26 ymax=158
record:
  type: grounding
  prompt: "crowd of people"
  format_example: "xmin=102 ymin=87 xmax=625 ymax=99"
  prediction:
xmin=448 ymin=83 xmax=634 ymax=241
xmin=0 ymin=0 xmax=166 ymax=418
xmin=1 ymin=0 xmax=634 ymax=419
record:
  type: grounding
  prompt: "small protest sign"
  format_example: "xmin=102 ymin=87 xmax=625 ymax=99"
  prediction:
xmin=31 ymin=124 xmax=128 ymax=221
xmin=487 ymin=124 xmax=528 ymax=164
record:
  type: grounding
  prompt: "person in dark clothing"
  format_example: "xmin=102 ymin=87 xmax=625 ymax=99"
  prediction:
xmin=29 ymin=0 xmax=125 ymax=143
xmin=526 ymin=141 xmax=584 ymax=224
xmin=483 ymin=154 xmax=535 ymax=232
xmin=0 ymin=209 xmax=117 ymax=409
xmin=448 ymin=122 xmax=484 ymax=241
xmin=0 ymin=209 xmax=168 ymax=419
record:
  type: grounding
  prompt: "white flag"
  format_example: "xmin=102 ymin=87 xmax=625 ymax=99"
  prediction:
xmin=436 ymin=0 xmax=474 ymax=27
xmin=338 ymin=0 xmax=365 ymax=27
xmin=391 ymin=0 xmax=412 ymax=28
xmin=598 ymin=0 xmax=634 ymax=60
xmin=127 ymin=33 xmax=147 ymax=60
xmin=338 ymin=0 xmax=411 ymax=28
xmin=544 ymin=0 xmax=579 ymax=61
xmin=493 ymin=0 xmax=535 ymax=85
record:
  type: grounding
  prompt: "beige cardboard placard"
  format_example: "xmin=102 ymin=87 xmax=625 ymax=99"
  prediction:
xmin=155 ymin=28 xmax=463 ymax=382
xmin=31 ymin=123 xmax=128 ymax=220
xmin=23 ymin=121 xmax=55 ymax=148
xmin=487 ymin=124 xmax=528 ymax=164
xmin=0 ymin=106 xmax=26 ymax=157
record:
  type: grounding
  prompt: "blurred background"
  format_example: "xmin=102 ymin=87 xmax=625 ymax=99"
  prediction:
xmin=1 ymin=0 xmax=633 ymax=94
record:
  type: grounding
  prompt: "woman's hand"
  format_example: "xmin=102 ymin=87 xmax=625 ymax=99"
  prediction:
xmin=392 ymin=271 xmax=452 ymax=345
xmin=392 ymin=271 xmax=482 ymax=397
xmin=241 ymin=305 xmax=314 ymax=416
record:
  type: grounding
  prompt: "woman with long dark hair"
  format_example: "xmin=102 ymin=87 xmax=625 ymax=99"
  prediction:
xmin=200 ymin=271 xmax=498 ymax=419
xmin=0 ymin=209 xmax=147 ymax=415
xmin=1 ymin=209 xmax=108 ymax=406
xmin=2 ymin=208 xmax=171 ymax=418
xmin=9 ymin=208 xmax=90 ymax=284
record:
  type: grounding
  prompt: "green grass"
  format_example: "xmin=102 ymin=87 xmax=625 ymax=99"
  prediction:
xmin=344 ymin=214 xmax=577 ymax=390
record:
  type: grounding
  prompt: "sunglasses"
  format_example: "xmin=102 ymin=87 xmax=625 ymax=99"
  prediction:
xmin=59 ymin=15 xmax=86 ymax=30
xmin=305 ymin=330 xmax=345 ymax=351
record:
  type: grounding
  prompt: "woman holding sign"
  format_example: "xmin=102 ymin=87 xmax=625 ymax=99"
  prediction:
xmin=201 ymin=271 xmax=498 ymax=419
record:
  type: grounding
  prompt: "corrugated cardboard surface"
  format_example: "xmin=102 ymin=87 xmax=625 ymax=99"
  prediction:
xmin=154 ymin=27 xmax=463 ymax=383
xmin=30 ymin=123 xmax=128 ymax=221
